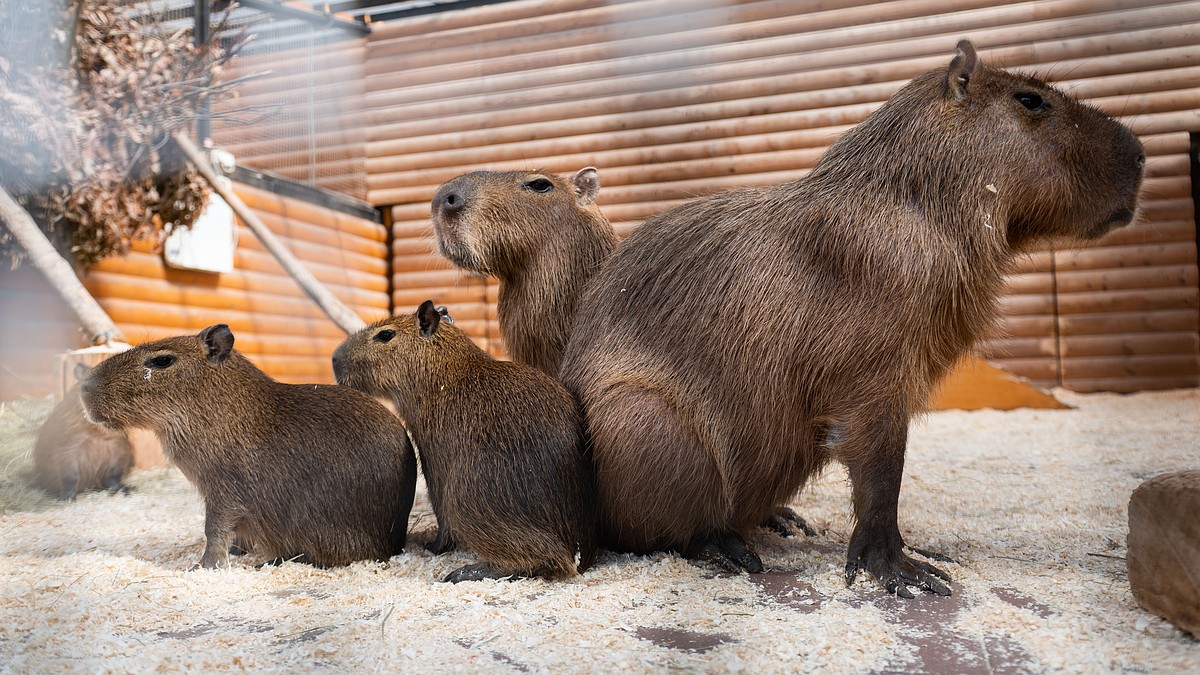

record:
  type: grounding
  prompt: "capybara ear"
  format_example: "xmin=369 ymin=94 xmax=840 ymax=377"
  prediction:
xmin=417 ymin=300 xmax=441 ymax=338
xmin=946 ymin=39 xmax=977 ymax=102
xmin=199 ymin=324 xmax=235 ymax=363
xmin=73 ymin=362 xmax=91 ymax=381
xmin=573 ymin=167 xmax=600 ymax=206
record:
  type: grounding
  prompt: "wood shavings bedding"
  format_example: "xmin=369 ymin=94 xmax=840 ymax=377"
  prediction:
xmin=1 ymin=389 xmax=1196 ymax=672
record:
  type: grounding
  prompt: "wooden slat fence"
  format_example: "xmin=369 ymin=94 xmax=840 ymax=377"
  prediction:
xmin=367 ymin=0 xmax=1200 ymax=391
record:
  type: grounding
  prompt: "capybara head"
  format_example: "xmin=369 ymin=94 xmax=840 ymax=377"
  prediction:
xmin=822 ymin=39 xmax=1143 ymax=249
xmin=81 ymin=324 xmax=255 ymax=432
xmin=430 ymin=167 xmax=604 ymax=278
xmin=333 ymin=301 xmax=475 ymax=418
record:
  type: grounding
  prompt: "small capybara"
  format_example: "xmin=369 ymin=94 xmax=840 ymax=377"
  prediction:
xmin=430 ymin=167 xmax=618 ymax=376
xmin=559 ymin=40 xmax=1144 ymax=597
xmin=332 ymin=300 xmax=597 ymax=582
xmin=80 ymin=324 xmax=418 ymax=569
xmin=31 ymin=363 xmax=133 ymax=500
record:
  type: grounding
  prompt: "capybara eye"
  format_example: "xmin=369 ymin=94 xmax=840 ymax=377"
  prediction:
xmin=1014 ymin=92 xmax=1046 ymax=111
xmin=145 ymin=354 xmax=176 ymax=369
xmin=523 ymin=178 xmax=554 ymax=193
xmin=373 ymin=329 xmax=397 ymax=343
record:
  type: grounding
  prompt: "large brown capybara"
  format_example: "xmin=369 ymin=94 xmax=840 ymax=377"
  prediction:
xmin=430 ymin=167 xmax=618 ymax=376
xmin=80 ymin=324 xmax=418 ymax=569
xmin=332 ymin=301 xmax=597 ymax=583
xmin=31 ymin=363 xmax=133 ymax=500
xmin=558 ymin=40 xmax=1145 ymax=597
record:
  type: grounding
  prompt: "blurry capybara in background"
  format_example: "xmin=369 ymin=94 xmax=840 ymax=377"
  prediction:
xmin=558 ymin=40 xmax=1145 ymax=597
xmin=430 ymin=167 xmax=618 ymax=376
xmin=31 ymin=362 xmax=133 ymax=500
xmin=80 ymin=324 xmax=418 ymax=569
xmin=333 ymin=301 xmax=597 ymax=583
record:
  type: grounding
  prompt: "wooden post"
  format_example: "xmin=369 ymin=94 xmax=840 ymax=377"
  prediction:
xmin=0 ymin=185 xmax=125 ymax=345
xmin=172 ymin=131 xmax=367 ymax=334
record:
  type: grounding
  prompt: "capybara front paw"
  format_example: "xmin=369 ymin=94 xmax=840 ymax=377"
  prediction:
xmin=845 ymin=543 xmax=952 ymax=599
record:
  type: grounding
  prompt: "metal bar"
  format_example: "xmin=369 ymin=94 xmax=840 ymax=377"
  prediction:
xmin=194 ymin=0 xmax=212 ymax=142
xmin=235 ymin=0 xmax=370 ymax=35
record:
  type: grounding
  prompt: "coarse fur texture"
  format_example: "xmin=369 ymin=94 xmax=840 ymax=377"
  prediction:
xmin=431 ymin=167 xmax=618 ymax=376
xmin=558 ymin=41 xmax=1145 ymax=597
xmin=31 ymin=364 xmax=132 ymax=500
xmin=80 ymin=325 xmax=418 ymax=569
xmin=332 ymin=301 xmax=598 ymax=582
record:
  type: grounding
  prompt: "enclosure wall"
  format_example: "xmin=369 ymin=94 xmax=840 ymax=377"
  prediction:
xmin=0 ymin=181 xmax=388 ymax=398
xmin=212 ymin=37 xmax=369 ymax=200
xmin=365 ymin=0 xmax=1200 ymax=391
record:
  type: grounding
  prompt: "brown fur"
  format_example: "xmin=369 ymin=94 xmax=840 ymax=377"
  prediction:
xmin=431 ymin=167 xmax=618 ymax=376
xmin=332 ymin=301 xmax=597 ymax=582
xmin=558 ymin=41 xmax=1144 ymax=595
xmin=31 ymin=365 xmax=132 ymax=500
xmin=80 ymin=325 xmax=418 ymax=569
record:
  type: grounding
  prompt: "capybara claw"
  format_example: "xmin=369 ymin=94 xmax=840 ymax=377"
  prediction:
xmin=907 ymin=545 xmax=956 ymax=564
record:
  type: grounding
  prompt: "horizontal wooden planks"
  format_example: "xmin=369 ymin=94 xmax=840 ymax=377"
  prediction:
xmin=368 ymin=0 xmax=1200 ymax=392
xmin=212 ymin=38 xmax=369 ymax=200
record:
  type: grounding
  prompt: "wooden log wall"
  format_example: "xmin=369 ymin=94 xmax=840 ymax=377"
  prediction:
xmin=211 ymin=37 xmax=369 ymax=201
xmin=367 ymin=0 xmax=1200 ymax=391
xmin=0 ymin=182 xmax=389 ymax=398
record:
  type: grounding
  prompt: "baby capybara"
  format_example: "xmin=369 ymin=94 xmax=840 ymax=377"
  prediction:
xmin=431 ymin=167 xmax=618 ymax=376
xmin=332 ymin=301 xmax=597 ymax=582
xmin=80 ymin=324 xmax=418 ymax=569
xmin=559 ymin=40 xmax=1144 ymax=597
xmin=31 ymin=363 xmax=133 ymax=500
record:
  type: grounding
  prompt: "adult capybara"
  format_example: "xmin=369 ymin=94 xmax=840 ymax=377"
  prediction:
xmin=80 ymin=324 xmax=418 ymax=569
xmin=558 ymin=40 xmax=1144 ymax=597
xmin=430 ymin=167 xmax=618 ymax=376
xmin=332 ymin=300 xmax=597 ymax=582
xmin=31 ymin=363 xmax=133 ymax=500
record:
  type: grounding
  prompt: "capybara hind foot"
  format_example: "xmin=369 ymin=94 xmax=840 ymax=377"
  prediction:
xmin=445 ymin=563 xmax=510 ymax=583
xmin=684 ymin=532 xmax=764 ymax=573
xmin=846 ymin=533 xmax=951 ymax=599
xmin=762 ymin=507 xmax=817 ymax=538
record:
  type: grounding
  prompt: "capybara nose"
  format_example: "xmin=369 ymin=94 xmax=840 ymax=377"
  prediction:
xmin=1136 ymin=153 xmax=1146 ymax=170
xmin=432 ymin=183 xmax=467 ymax=219
xmin=331 ymin=348 xmax=346 ymax=383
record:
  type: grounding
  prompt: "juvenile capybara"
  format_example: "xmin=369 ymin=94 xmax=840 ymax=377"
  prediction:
xmin=431 ymin=166 xmax=816 ymax=541
xmin=332 ymin=300 xmax=597 ymax=582
xmin=31 ymin=363 xmax=133 ymax=500
xmin=559 ymin=40 xmax=1145 ymax=596
xmin=80 ymin=324 xmax=418 ymax=569
xmin=431 ymin=167 xmax=618 ymax=376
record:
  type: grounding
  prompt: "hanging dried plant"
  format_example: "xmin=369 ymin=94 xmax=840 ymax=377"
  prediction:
xmin=0 ymin=0 xmax=245 ymax=268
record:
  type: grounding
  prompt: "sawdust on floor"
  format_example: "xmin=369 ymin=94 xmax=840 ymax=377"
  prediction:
xmin=0 ymin=388 xmax=1196 ymax=672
